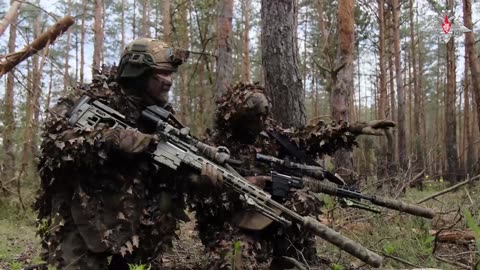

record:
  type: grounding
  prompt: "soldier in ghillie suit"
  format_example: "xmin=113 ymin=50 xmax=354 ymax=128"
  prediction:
xmin=193 ymin=82 xmax=395 ymax=269
xmin=34 ymin=38 xmax=212 ymax=270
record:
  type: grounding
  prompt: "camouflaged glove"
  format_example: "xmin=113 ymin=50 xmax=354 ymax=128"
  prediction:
xmin=101 ymin=129 xmax=160 ymax=154
xmin=200 ymin=163 xmax=224 ymax=187
xmin=189 ymin=163 xmax=224 ymax=189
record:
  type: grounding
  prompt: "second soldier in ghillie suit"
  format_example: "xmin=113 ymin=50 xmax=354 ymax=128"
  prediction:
xmin=193 ymin=82 xmax=395 ymax=269
xmin=34 ymin=38 xmax=216 ymax=270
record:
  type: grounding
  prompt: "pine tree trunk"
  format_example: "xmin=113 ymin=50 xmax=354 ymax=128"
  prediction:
xmin=332 ymin=0 xmax=355 ymax=186
xmin=463 ymin=0 xmax=480 ymax=166
xmin=178 ymin=0 xmax=189 ymax=124
xmin=387 ymin=7 xmax=397 ymax=167
xmin=443 ymin=1 xmax=459 ymax=182
xmin=378 ymin=0 xmax=389 ymax=179
xmin=434 ymin=45 xmax=443 ymax=176
xmin=93 ymin=0 xmax=104 ymax=73
xmin=410 ymin=0 xmax=423 ymax=177
xmin=392 ymin=0 xmax=406 ymax=169
xmin=162 ymin=0 xmax=171 ymax=43
xmin=133 ymin=0 xmax=137 ymax=39
xmin=75 ymin=35 xmax=78 ymax=81
xmin=141 ymin=0 xmax=150 ymax=37
xmin=64 ymin=0 xmax=71 ymax=94
xmin=407 ymin=43 xmax=412 ymax=155
xmin=464 ymin=54 xmax=471 ymax=173
xmin=215 ymin=0 xmax=233 ymax=98
xmin=80 ymin=0 xmax=86 ymax=83
xmin=46 ymin=62 xmax=53 ymax=111
xmin=0 ymin=1 xmax=20 ymax=38
xmin=0 ymin=0 xmax=18 ymax=190
xmin=198 ymin=55 xmax=206 ymax=131
xmin=261 ymin=0 xmax=306 ymax=127
xmin=417 ymin=7 xmax=427 ymax=176
xmin=242 ymin=0 xmax=250 ymax=82
xmin=472 ymin=89 xmax=478 ymax=166
xmin=31 ymin=14 xmax=45 ymax=168
xmin=121 ymin=0 xmax=126 ymax=53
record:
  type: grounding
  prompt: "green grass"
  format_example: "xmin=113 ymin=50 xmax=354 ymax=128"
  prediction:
xmin=0 ymin=200 xmax=43 ymax=269
xmin=1 ymin=180 xmax=479 ymax=269
xmin=318 ymin=182 xmax=480 ymax=269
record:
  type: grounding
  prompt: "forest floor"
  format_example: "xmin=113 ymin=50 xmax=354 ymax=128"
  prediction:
xmin=0 ymin=179 xmax=479 ymax=270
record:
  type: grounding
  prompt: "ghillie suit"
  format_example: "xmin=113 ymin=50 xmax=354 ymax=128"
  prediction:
xmin=33 ymin=38 xmax=199 ymax=269
xmin=35 ymin=69 xmax=190 ymax=270
xmin=194 ymin=82 xmax=394 ymax=269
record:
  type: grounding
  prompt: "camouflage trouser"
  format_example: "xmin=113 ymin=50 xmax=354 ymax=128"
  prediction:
xmin=270 ymin=227 xmax=318 ymax=270
xmin=41 ymin=190 xmax=112 ymax=270
xmin=203 ymin=229 xmax=271 ymax=270
xmin=42 ymin=188 xmax=179 ymax=270
xmin=53 ymin=225 xmax=110 ymax=270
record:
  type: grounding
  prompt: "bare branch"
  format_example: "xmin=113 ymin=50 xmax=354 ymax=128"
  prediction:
xmin=0 ymin=16 xmax=74 ymax=77
xmin=0 ymin=1 xmax=21 ymax=38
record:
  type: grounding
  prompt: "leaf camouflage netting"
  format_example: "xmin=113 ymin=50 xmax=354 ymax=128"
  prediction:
xmin=35 ymin=67 xmax=188 ymax=269
xmin=213 ymin=81 xmax=360 ymax=159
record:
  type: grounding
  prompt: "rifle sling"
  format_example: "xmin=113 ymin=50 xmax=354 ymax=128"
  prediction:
xmin=267 ymin=129 xmax=345 ymax=186
xmin=266 ymin=129 xmax=316 ymax=165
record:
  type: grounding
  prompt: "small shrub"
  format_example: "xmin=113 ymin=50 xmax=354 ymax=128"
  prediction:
xmin=10 ymin=261 xmax=23 ymax=270
xmin=128 ymin=263 xmax=151 ymax=270
xmin=330 ymin=263 xmax=344 ymax=270
xmin=464 ymin=209 xmax=480 ymax=253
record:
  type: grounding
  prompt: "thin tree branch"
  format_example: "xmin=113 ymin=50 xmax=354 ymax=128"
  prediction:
xmin=0 ymin=1 xmax=21 ymax=38
xmin=0 ymin=16 xmax=74 ymax=77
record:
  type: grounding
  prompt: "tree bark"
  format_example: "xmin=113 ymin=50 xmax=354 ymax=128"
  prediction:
xmin=409 ymin=0 xmax=423 ymax=175
xmin=32 ymin=15 xmax=44 ymax=156
xmin=0 ymin=0 xmax=18 ymax=190
xmin=162 ymin=0 xmax=171 ymax=43
xmin=242 ymin=0 xmax=250 ymax=82
xmin=386 ymin=7 xmax=397 ymax=167
xmin=434 ymin=45 xmax=443 ymax=176
xmin=377 ymin=0 xmax=392 ymax=180
xmin=261 ymin=0 xmax=306 ymax=127
xmin=331 ymin=0 xmax=356 ymax=186
xmin=392 ymin=0 xmax=406 ymax=169
xmin=132 ymin=0 xmax=137 ymax=39
xmin=141 ymin=0 xmax=150 ymax=37
xmin=215 ymin=0 xmax=234 ymax=98
xmin=464 ymin=54 xmax=471 ymax=173
xmin=0 ymin=0 xmax=21 ymax=38
xmin=121 ymin=0 xmax=125 ymax=53
xmin=64 ymin=0 xmax=71 ymax=94
xmin=0 ymin=16 xmax=75 ymax=77
xmin=445 ymin=1 xmax=459 ymax=182
xmin=93 ymin=0 xmax=104 ymax=73
xmin=80 ymin=0 xmax=86 ymax=83
xmin=417 ymin=7 xmax=427 ymax=176
xmin=178 ymin=0 xmax=189 ymax=123
xmin=463 ymin=0 xmax=480 ymax=169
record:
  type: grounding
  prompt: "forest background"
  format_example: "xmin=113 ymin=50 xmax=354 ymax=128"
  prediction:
xmin=1 ymin=0 xmax=480 ymax=269
xmin=2 ymin=0 xmax=480 ymax=189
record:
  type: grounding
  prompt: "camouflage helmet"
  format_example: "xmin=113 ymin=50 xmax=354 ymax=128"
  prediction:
xmin=117 ymin=38 xmax=189 ymax=79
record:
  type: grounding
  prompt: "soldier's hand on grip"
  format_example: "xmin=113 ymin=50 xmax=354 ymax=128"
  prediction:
xmin=200 ymin=163 xmax=224 ymax=187
xmin=102 ymin=129 xmax=160 ymax=154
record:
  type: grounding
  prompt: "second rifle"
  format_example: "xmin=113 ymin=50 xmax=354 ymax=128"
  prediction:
xmin=256 ymin=153 xmax=435 ymax=219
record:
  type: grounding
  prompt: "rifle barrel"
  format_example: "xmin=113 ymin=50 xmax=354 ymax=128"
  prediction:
xmin=303 ymin=179 xmax=435 ymax=219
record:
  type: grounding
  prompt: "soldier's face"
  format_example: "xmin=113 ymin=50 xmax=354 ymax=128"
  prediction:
xmin=145 ymin=70 xmax=173 ymax=106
